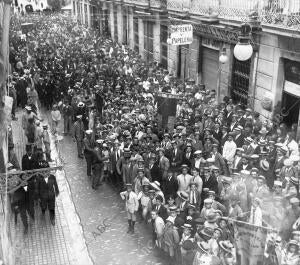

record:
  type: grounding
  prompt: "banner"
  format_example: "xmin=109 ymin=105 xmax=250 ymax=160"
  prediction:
xmin=233 ymin=221 xmax=269 ymax=265
xmin=156 ymin=94 xmax=178 ymax=130
xmin=170 ymin=24 xmax=193 ymax=46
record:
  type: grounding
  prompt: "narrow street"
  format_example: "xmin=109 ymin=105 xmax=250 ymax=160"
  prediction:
xmin=56 ymin=122 xmax=168 ymax=265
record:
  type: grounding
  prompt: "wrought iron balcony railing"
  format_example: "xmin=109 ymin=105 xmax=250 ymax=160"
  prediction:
xmin=123 ymin=0 xmax=150 ymax=7
xmin=167 ymin=0 xmax=300 ymax=31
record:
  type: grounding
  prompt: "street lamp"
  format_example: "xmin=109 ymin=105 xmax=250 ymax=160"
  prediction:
xmin=166 ymin=38 xmax=172 ymax=45
xmin=233 ymin=23 xmax=253 ymax=61
xmin=219 ymin=47 xmax=228 ymax=64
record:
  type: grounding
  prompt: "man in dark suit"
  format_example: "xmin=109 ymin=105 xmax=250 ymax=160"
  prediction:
xmin=220 ymin=127 xmax=229 ymax=150
xmin=163 ymin=169 xmax=179 ymax=198
xmin=202 ymin=167 xmax=219 ymax=196
xmin=236 ymin=155 xmax=251 ymax=171
xmin=182 ymin=143 xmax=193 ymax=169
xmin=38 ymin=172 xmax=59 ymax=226
xmin=233 ymin=126 xmax=244 ymax=148
xmin=148 ymin=154 xmax=160 ymax=183
xmin=169 ymin=141 xmax=183 ymax=173
xmin=22 ymin=144 xmax=37 ymax=171
xmin=225 ymin=105 xmax=233 ymax=126
xmin=11 ymin=185 xmax=28 ymax=234
xmin=109 ymin=140 xmax=122 ymax=186
xmin=21 ymin=144 xmax=38 ymax=221
xmin=154 ymin=195 xmax=168 ymax=221
xmin=212 ymin=123 xmax=222 ymax=143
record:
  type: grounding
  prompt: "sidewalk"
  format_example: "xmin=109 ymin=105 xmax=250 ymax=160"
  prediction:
xmin=11 ymin=110 xmax=93 ymax=265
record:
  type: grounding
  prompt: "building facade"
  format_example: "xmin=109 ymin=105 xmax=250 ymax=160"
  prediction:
xmin=72 ymin=0 xmax=300 ymax=138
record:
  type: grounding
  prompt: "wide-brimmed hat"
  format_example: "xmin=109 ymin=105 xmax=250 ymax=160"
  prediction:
xmin=244 ymin=137 xmax=253 ymax=143
xmin=194 ymin=150 xmax=202 ymax=155
xmin=198 ymin=241 xmax=210 ymax=253
xmin=181 ymin=164 xmax=189 ymax=169
xmin=177 ymin=191 xmax=189 ymax=201
xmin=182 ymin=223 xmax=192 ymax=230
xmin=166 ymin=216 xmax=174 ymax=224
xmin=219 ymin=240 xmax=234 ymax=253
xmin=199 ymin=227 xmax=214 ymax=240
xmin=260 ymin=160 xmax=269 ymax=171
xmin=284 ymin=159 xmax=293 ymax=167
xmin=287 ymin=240 xmax=299 ymax=250
xmin=150 ymin=181 xmax=161 ymax=191
xmin=256 ymin=175 xmax=266 ymax=181
xmin=258 ymin=139 xmax=267 ymax=146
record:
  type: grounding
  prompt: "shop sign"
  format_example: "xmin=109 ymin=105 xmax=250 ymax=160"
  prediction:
xmin=201 ymin=38 xmax=221 ymax=50
xmin=170 ymin=24 xmax=193 ymax=45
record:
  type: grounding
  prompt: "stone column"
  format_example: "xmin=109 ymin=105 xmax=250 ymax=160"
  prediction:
xmin=128 ymin=7 xmax=134 ymax=49
xmin=153 ymin=13 xmax=160 ymax=62
xmin=109 ymin=3 xmax=114 ymax=41
xmin=138 ymin=18 xmax=144 ymax=59
xmin=117 ymin=4 xmax=123 ymax=44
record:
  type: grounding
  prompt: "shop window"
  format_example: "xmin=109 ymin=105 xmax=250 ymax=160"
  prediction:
xmin=144 ymin=21 xmax=154 ymax=62
xmin=160 ymin=25 xmax=168 ymax=69
xmin=133 ymin=16 xmax=139 ymax=53
xmin=231 ymin=58 xmax=251 ymax=106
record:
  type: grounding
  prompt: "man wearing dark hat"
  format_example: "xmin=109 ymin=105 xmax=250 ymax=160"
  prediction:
xmin=72 ymin=115 xmax=85 ymax=158
xmin=116 ymin=148 xmax=134 ymax=187
xmin=169 ymin=140 xmax=183 ymax=173
xmin=163 ymin=168 xmax=179 ymax=199
xmin=109 ymin=140 xmax=122 ymax=187
xmin=148 ymin=153 xmax=160 ymax=183
xmin=37 ymin=164 xmax=59 ymax=226
xmin=83 ymin=130 xmax=95 ymax=177
xmin=11 ymin=183 xmax=29 ymax=234
xmin=62 ymin=100 xmax=74 ymax=135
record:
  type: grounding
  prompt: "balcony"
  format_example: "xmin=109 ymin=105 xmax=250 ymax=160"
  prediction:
xmin=167 ymin=0 xmax=300 ymax=31
xmin=123 ymin=0 xmax=150 ymax=7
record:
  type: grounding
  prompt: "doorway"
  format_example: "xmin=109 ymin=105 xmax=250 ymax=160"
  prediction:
xmin=281 ymin=91 xmax=300 ymax=127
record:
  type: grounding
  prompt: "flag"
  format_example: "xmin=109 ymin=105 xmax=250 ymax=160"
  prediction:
xmin=233 ymin=221 xmax=269 ymax=265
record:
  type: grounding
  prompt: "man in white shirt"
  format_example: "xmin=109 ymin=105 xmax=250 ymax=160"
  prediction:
xmin=177 ymin=165 xmax=193 ymax=192
xmin=222 ymin=133 xmax=237 ymax=163
xmin=249 ymin=197 xmax=263 ymax=226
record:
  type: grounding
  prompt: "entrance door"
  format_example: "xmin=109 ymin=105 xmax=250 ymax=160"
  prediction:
xmin=282 ymin=91 xmax=300 ymax=127
xmin=178 ymin=45 xmax=189 ymax=80
xmin=202 ymin=47 xmax=219 ymax=91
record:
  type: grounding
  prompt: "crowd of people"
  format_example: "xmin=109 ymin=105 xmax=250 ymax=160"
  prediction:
xmin=6 ymin=11 xmax=300 ymax=265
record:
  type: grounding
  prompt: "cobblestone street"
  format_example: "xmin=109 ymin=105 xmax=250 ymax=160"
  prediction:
xmin=58 ymin=127 xmax=168 ymax=265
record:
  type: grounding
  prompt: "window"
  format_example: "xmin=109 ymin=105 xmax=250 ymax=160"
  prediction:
xmin=84 ymin=4 xmax=88 ymax=27
xmin=114 ymin=6 xmax=118 ymax=42
xmin=133 ymin=16 xmax=139 ymax=53
xmin=160 ymin=25 xmax=168 ymax=69
xmin=123 ymin=13 xmax=128 ymax=44
xmin=231 ymin=58 xmax=252 ymax=106
xmin=144 ymin=21 xmax=154 ymax=62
